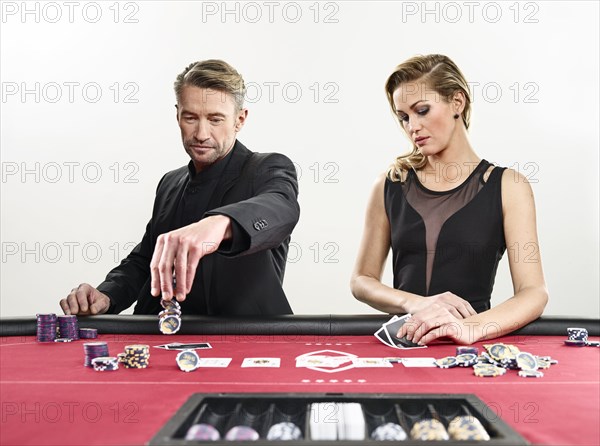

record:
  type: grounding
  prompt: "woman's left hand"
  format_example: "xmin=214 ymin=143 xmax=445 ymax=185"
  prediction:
xmin=396 ymin=305 xmax=481 ymax=345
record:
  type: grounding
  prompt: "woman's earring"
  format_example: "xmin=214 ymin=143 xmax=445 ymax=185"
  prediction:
xmin=453 ymin=114 xmax=459 ymax=119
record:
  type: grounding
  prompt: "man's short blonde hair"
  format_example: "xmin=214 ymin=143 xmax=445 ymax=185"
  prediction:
xmin=174 ymin=59 xmax=246 ymax=111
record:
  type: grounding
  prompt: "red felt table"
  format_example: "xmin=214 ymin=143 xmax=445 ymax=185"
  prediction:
xmin=1 ymin=331 xmax=599 ymax=445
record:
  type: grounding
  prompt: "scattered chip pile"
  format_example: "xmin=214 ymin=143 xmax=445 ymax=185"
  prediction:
xmin=91 ymin=356 xmax=119 ymax=372
xmin=159 ymin=298 xmax=182 ymax=335
xmin=118 ymin=344 xmax=151 ymax=369
xmin=84 ymin=342 xmax=109 ymax=367
xmin=435 ymin=343 xmax=558 ymax=378
xmin=36 ymin=313 xmax=58 ymax=342
xmin=57 ymin=315 xmax=79 ymax=340
xmin=565 ymin=327 xmax=599 ymax=347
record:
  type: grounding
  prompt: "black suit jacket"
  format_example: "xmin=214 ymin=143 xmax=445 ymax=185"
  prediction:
xmin=97 ymin=141 xmax=300 ymax=315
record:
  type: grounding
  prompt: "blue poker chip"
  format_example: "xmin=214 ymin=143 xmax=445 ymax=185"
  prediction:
xmin=564 ymin=340 xmax=587 ymax=347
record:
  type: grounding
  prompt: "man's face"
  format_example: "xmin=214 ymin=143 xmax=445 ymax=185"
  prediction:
xmin=177 ymin=86 xmax=247 ymax=172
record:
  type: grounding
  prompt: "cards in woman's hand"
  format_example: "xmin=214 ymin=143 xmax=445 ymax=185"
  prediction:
xmin=374 ymin=314 xmax=426 ymax=349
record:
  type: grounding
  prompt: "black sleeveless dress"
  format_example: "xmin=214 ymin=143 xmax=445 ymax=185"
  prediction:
xmin=384 ymin=160 xmax=506 ymax=313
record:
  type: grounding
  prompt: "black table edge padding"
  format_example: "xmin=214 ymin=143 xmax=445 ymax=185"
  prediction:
xmin=1 ymin=315 xmax=599 ymax=337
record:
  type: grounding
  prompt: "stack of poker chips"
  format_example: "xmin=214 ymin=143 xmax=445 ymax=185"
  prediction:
xmin=119 ymin=344 xmax=150 ymax=368
xmin=266 ymin=422 xmax=303 ymax=441
xmin=159 ymin=298 xmax=182 ymax=335
xmin=224 ymin=426 xmax=260 ymax=441
xmin=84 ymin=342 xmax=109 ymax=367
xmin=565 ymin=327 xmax=598 ymax=347
xmin=185 ymin=424 xmax=221 ymax=441
xmin=91 ymin=356 xmax=119 ymax=372
xmin=36 ymin=313 xmax=58 ymax=342
xmin=78 ymin=328 xmax=98 ymax=339
xmin=309 ymin=402 xmax=366 ymax=441
xmin=447 ymin=415 xmax=491 ymax=441
xmin=57 ymin=315 xmax=79 ymax=340
xmin=371 ymin=422 xmax=407 ymax=441
xmin=435 ymin=343 xmax=557 ymax=378
xmin=410 ymin=418 xmax=449 ymax=441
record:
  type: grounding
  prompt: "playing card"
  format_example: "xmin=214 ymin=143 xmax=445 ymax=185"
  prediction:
xmin=154 ymin=342 xmax=212 ymax=350
xmin=196 ymin=358 xmax=232 ymax=367
xmin=374 ymin=326 xmax=394 ymax=347
xmin=383 ymin=314 xmax=424 ymax=348
xmin=241 ymin=357 xmax=281 ymax=367
xmin=401 ymin=357 xmax=437 ymax=367
xmin=352 ymin=358 xmax=393 ymax=368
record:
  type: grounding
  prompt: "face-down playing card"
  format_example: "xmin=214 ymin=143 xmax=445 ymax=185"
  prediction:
xmin=383 ymin=314 xmax=424 ymax=348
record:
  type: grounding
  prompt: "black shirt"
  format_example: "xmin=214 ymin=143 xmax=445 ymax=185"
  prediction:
xmin=384 ymin=160 xmax=507 ymax=313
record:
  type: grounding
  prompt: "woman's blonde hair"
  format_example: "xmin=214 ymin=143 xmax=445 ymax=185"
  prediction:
xmin=385 ymin=54 xmax=471 ymax=181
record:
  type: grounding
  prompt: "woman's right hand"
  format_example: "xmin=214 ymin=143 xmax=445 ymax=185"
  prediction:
xmin=405 ymin=291 xmax=477 ymax=319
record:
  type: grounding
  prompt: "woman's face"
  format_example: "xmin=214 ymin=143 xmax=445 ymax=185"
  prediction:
xmin=392 ymin=81 xmax=460 ymax=157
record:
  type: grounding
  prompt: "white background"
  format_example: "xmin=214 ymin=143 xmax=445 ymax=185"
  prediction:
xmin=1 ymin=1 xmax=598 ymax=318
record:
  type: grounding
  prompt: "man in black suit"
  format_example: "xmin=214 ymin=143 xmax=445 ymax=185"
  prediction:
xmin=59 ymin=60 xmax=300 ymax=316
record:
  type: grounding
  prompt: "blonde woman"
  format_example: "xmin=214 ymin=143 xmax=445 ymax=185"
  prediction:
xmin=351 ymin=54 xmax=548 ymax=345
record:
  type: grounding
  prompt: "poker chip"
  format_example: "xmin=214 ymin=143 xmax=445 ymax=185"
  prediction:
xmin=447 ymin=416 xmax=490 ymax=441
xmin=54 ymin=338 xmax=72 ymax=342
xmin=36 ymin=313 xmax=58 ymax=342
xmin=455 ymin=353 xmax=477 ymax=367
xmin=410 ymin=418 xmax=449 ymax=441
xmin=92 ymin=356 xmax=119 ymax=371
xmin=564 ymin=340 xmax=587 ymax=347
xmin=224 ymin=425 xmax=260 ymax=441
xmin=586 ymin=341 xmax=600 ymax=347
xmin=371 ymin=422 xmax=407 ymax=441
xmin=160 ymin=298 xmax=181 ymax=312
xmin=567 ymin=327 xmax=588 ymax=342
xmin=456 ymin=346 xmax=478 ymax=355
xmin=267 ymin=422 xmax=303 ymax=441
xmin=122 ymin=345 xmax=150 ymax=368
xmin=83 ymin=342 xmax=109 ymax=367
xmin=79 ymin=328 xmax=98 ymax=339
xmin=518 ymin=369 xmax=544 ymax=378
xmin=434 ymin=356 xmax=458 ymax=368
xmin=57 ymin=315 xmax=79 ymax=340
xmin=159 ymin=314 xmax=182 ymax=335
xmin=185 ymin=423 xmax=221 ymax=441
xmin=516 ymin=352 xmax=538 ymax=371
xmin=473 ymin=363 xmax=506 ymax=377
xmin=176 ymin=350 xmax=200 ymax=372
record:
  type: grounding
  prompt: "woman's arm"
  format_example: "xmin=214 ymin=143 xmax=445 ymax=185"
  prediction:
xmin=401 ymin=169 xmax=549 ymax=345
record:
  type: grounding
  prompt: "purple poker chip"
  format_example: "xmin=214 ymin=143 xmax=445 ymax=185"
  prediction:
xmin=225 ymin=425 xmax=260 ymax=441
xmin=83 ymin=342 xmax=109 ymax=367
xmin=36 ymin=313 xmax=58 ymax=342
xmin=58 ymin=315 xmax=80 ymax=340
xmin=79 ymin=328 xmax=98 ymax=339
xmin=185 ymin=423 xmax=221 ymax=441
